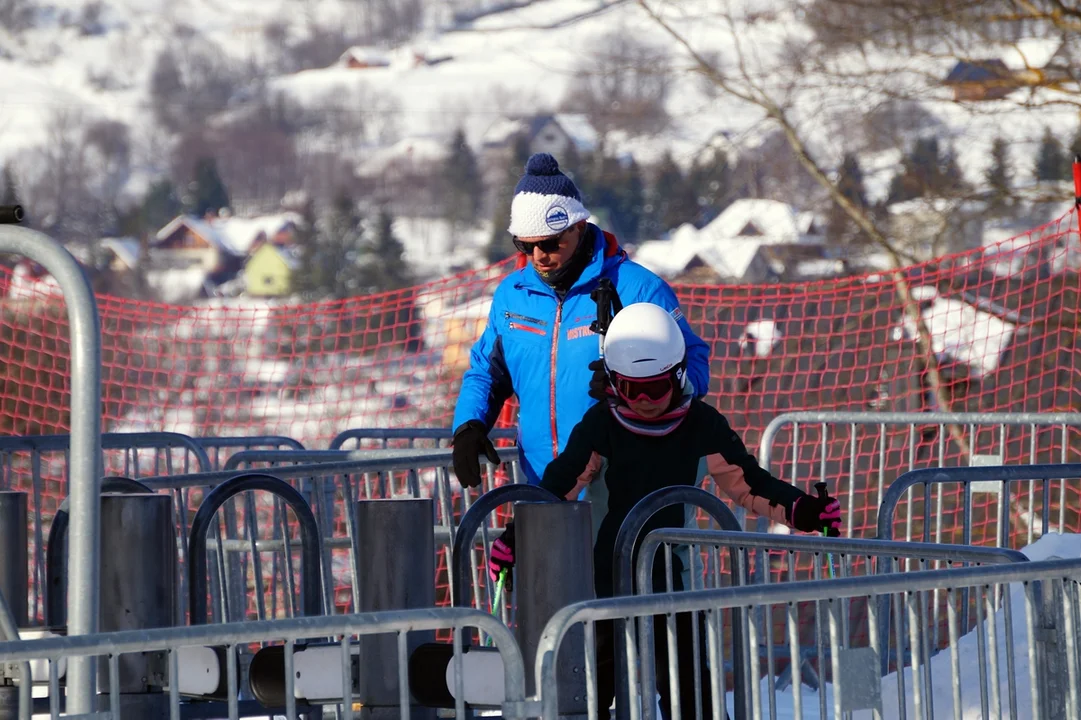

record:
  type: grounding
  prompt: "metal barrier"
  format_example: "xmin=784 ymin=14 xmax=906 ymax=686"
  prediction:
xmin=329 ymin=427 xmax=516 ymax=450
xmin=878 ymin=462 xmax=1081 ymax=549
xmin=188 ymin=473 xmax=323 ymax=626
xmin=757 ymin=411 xmax=1081 ymax=539
xmin=0 ymin=606 xmax=529 ymax=720
xmin=193 ymin=436 xmax=305 ymax=470
xmin=0 ymin=432 xmax=212 ymax=626
xmin=138 ymin=449 xmax=523 ymax=619
xmin=635 ymin=529 xmax=1030 ymax=720
xmin=1 ymin=224 xmax=103 ymax=712
xmin=612 ymin=485 xmax=744 ymax=720
xmin=534 ymin=557 xmax=1081 ymax=720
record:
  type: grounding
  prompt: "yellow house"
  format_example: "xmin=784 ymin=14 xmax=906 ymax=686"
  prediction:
xmin=244 ymin=243 xmax=300 ymax=297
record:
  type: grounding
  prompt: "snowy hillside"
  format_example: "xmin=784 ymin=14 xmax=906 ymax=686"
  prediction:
xmin=2 ymin=0 xmax=1078 ymax=213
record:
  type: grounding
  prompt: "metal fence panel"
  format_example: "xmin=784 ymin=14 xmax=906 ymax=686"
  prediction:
xmin=757 ymin=411 xmax=1081 ymax=542
xmin=879 ymin=462 xmax=1081 ymax=550
xmin=0 ymin=606 xmax=528 ymax=720
xmin=329 ymin=427 xmax=516 ymax=450
xmin=534 ymin=558 xmax=1081 ymax=720
xmin=0 ymin=432 xmax=211 ymax=627
xmin=138 ymin=449 xmax=523 ymax=624
xmin=193 ymin=436 xmax=305 ymax=470
xmin=635 ymin=529 xmax=1031 ymax=719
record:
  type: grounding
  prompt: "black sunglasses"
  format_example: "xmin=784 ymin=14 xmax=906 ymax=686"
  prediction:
xmin=512 ymin=228 xmax=570 ymax=255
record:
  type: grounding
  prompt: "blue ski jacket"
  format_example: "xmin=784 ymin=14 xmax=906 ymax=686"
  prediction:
xmin=452 ymin=225 xmax=711 ymax=485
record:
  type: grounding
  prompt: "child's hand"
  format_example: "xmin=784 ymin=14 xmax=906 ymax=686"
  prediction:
xmin=792 ymin=494 xmax=842 ymax=537
xmin=489 ymin=524 xmax=516 ymax=590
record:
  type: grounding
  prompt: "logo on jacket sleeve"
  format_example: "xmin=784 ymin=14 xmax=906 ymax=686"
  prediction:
xmin=670 ymin=307 xmax=685 ymax=322
xmin=545 ymin=205 xmax=570 ymax=231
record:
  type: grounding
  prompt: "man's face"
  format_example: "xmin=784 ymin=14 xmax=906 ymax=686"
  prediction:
xmin=513 ymin=221 xmax=584 ymax=274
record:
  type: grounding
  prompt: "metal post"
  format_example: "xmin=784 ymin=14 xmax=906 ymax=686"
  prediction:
xmin=0 ymin=226 xmax=102 ymax=712
xmin=98 ymin=494 xmax=176 ymax=717
xmin=355 ymin=499 xmax=436 ymax=718
xmin=514 ymin=501 xmax=594 ymax=716
xmin=0 ymin=491 xmax=27 ymax=720
xmin=0 ymin=493 xmax=27 ymax=629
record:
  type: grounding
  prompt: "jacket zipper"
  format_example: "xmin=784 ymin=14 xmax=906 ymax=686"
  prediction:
xmin=508 ymin=322 xmax=545 ymax=336
xmin=549 ymin=301 xmax=562 ymax=459
xmin=505 ymin=311 xmax=548 ymax=327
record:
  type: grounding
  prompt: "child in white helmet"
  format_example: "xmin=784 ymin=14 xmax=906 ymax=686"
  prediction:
xmin=487 ymin=302 xmax=841 ymax=720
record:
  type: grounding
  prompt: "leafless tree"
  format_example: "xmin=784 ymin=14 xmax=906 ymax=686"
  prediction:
xmin=83 ymin=119 xmax=131 ymax=211
xmin=0 ymin=0 xmax=33 ymax=31
xmin=638 ymin=0 xmax=980 ymax=455
xmin=563 ymin=29 xmax=673 ymax=141
xmin=149 ymin=37 xmax=245 ymax=133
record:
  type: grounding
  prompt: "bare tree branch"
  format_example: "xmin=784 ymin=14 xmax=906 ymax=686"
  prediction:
xmin=639 ymin=0 xmax=974 ymax=456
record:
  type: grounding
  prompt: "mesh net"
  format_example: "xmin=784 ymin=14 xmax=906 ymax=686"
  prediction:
xmin=1 ymin=209 xmax=1080 ymax=625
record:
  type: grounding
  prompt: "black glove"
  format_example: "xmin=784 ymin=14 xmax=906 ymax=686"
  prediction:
xmin=791 ymin=491 xmax=842 ymax=537
xmin=488 ymin=522 xmax=516 ymax=591
xmin=588 ymin=358 xmax=611 ymax=401
xmin=451 ymin=420 xmax=500 ymax=489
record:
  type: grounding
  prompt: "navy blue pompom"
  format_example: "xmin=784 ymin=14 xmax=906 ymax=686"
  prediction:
xmin=525 ymin=153 xmax=561 ymax=176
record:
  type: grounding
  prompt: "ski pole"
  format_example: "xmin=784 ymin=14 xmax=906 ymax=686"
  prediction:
xmin=485 ymin=569 xmax=508 ymax=647
xmin=815 ymin=482 xmax=837 ymax=579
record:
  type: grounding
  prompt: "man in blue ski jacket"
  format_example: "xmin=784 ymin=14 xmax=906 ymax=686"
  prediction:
xmin=451 ymin=152 xmax=711 ymax=489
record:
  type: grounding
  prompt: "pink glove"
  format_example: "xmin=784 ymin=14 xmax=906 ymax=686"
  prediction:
xmin=488 ymin=524 xmax=516 ymax=589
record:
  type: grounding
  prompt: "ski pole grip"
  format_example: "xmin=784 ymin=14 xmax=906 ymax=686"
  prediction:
xmin=814 ymin=482 xmax=829 ymax=499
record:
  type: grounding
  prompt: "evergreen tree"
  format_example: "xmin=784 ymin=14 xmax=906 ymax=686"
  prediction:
xmin=364 ymin=208 xmax=413 ymax=292
xmin=441 ymin=128 xmax=484 ymax=231
xmin=186 ymin=157 xmax=230 ymax=217
xmin=297 ymin=193 xmax=368 ymax=300
xmin=1034 ymin=126 xmax=1067 ymax=182
xmin=827 ymin=152 xmax=869 ymax=244
xmin=485 ymin=134 xmax=531 ymax=264
xmin=887 ymin=135 xmax=967 ymax=205
xmin=939 ymin=144 xmax=966 ymax=193
xmin=615 ymin=158 xmax=645 ymax=242
xmin=985 ymin=137 xmax=1012 ymax=208
xmin=139 ymin=180 xmax=183 ymax=234
xmin=588 ymin=155 xmax=644 ymax=242
xmin=644 ymin=152 xmax=698 ymax=238
xmin=1067 ymin=124 xmax=1081 ymax=178
xmin=686 ymin=146 xmax=731 ymax=225
xmin=149 ymin=48 xmax=187 ymax=132
xmin=1 ymin=164 xmax=20 ymax=207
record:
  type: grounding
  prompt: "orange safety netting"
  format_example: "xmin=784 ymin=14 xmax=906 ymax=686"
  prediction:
xmin=2 ymin=208 xmax=1081 ymax=625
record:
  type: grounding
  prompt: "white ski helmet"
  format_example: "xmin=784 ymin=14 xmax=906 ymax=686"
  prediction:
xmin=603 ymin=302 xmax=687 ymax=387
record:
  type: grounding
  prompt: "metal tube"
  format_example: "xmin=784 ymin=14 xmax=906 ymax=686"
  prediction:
xmin=515 ymin=501 xmax=593 ymax=713
xmin=0 ymin=226 xmax=103 ymax=711
xmin=98 ymin=494 xmax=176 ymax=701
xmin=45 ymin=477 xmax=153 ymax=628
xmin=188 ymin=474 xmax=322 ymax=625
xmin=0 ymin=493 xmax=28 ymax=628
xmin=947 ymin=588 xmax=962 ymax=719
xmin=355 ymin=498 xmax=436 ymax=716
xmin=985 ymin=587 xmax=1001 ymax=720
xmin=1024 ymin=582 xmax=1041 ymax=720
